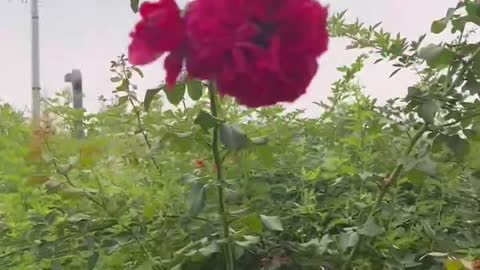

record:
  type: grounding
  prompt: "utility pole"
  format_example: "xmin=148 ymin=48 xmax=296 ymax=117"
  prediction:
xmin=31 ymin=0 xmax=41 ymax=126
xmin=64 ymin=69 xmax=85 ymax=139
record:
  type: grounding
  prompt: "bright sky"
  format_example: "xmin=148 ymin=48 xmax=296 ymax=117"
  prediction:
xmin=0 ymin=0 xmax=456 ymax=116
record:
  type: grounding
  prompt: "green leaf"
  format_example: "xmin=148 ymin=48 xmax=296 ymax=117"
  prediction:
xmin=144 ymin=87 xmax=162 ymax=111
xmin=446 ymin=135 xmax=470 ymax=159
xmin=251 ymin=137 xmax=269 ymax=146
xmin=452 ymin=17 xmax=466 ymax=32
xmin=57 ymin=156 xmax=79 ymax=175
xmin=418 ymin=100 xmax=440 ymax=123
xmin=431 ymin=19 xmax=448 ymax=34
xmin=133 ymin=67 xmax=144 ymax=78
xmin=466 ymin=3 xmax=480 ymax=18
xmin=338 ymin=232 xmax=359 ymax=252
xmin=165 ymin=83 xmax=186 ymax=106
xmin=198 ymin=242 xmax=220 ymax=257
xmin=444 ymin=259 xmax=465 ymax=270
xmin=170 ymin=265 xmax=182 ymax=270
xmin=87 ymin=251 xmax=99 ymax=270
xmin=359 ymin=218 xmax=384 ymax=237
xmin=110 ymin=76 xmax=122 ymax=83
xmin=115 ymin=79 xmax=129 ymax=92
xmin=175 ymin=132 xmax=193 ymax=139
xmin=414 ymin=156 xmax=438 ymax=177
xmin=432 ymin=134 xmax=447 ymax=153
xmin=260 ymin=215 xmax=283 ymax=231
xmin=257 ymin=145 xmax=274 ymax=169
xmin=431 ymin=7 xmax=456 ymax=34
xmin=235 ymin=235 xmax=260 ymax=248
xmin=144 ymin=202 xmax=156 ymax=221
xmin=67 ymin=213 xmax=91 ymax=222
xmin=389 ymin=68 xmax=401 ymax=78
xmin=41 ymin=152 xmax=54 ymax=163
xmin=406 ymin=86 xmax=423 ymax=99
xmin=317 ymin=234 xmax=333 ymax=254
xmin=422 ymin=221 xmax=436 ymax=239
xmin=194 ymin=111 xmax=219 ymax=131
xmin=418 ymin=44 xmax=457 ymax=69
xmin=239 ymin=214 xmax=263 ymax=234
xmin=136 ymin=259 xmax=153 ymax=270
xmin=299 ymin=235 xmax=332 ymax=255
xmin=462 ymin=73 xmax=480 ymax=94
xmin=130 ymin=0 xmax=140 ymax=13
xmin=469 ymin=126 xmax=480 ymax=141
xmin=187 ymin=80 xmax=204 ymax=101
xmin=118 ymin=96 xmax=129 ymax=106
xmin=220 ymin=124 xmax=248 ymax=151
xmin=189 ymin=182 xmax=206 ymax=217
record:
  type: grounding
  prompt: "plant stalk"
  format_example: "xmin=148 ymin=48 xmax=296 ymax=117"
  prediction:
xmin=208 ymin=82 xmax=235 ymax=270
xmin=121 ymin=65 xmax=162 ymax=176
xmin=127 ymin=96 xmax=162 ymax=175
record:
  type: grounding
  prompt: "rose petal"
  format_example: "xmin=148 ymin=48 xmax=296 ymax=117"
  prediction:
xmin=164 ymin=50 xmax=184 ymax=90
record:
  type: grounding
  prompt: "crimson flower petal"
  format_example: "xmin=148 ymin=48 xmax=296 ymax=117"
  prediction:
xmin=184 ymin=0 xmax=329 ymax=107
xmin=164 ymin=50 xmax=184 ymax=89
xmin=128 ymin=0 xmax=185 ymax=66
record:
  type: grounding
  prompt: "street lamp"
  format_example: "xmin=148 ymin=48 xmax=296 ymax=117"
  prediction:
xmin=64 ymin=69 xmax=84 ymax=139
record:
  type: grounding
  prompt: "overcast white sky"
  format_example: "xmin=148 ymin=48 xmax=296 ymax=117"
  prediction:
xmin=0 ymin=0 xmax=457 ymax=116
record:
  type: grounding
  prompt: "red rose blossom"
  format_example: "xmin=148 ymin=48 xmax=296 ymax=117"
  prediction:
xmin=128 ymin=0 xmax=185 ymax=88
xmin=184 ymin=0 xmax=329 ymax=107
xmin=128 ymin=0 xmax=329 ymax=107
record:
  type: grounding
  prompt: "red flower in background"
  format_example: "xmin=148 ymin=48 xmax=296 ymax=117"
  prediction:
xmin=128 ymin=0 xmax=329 ymax=107
xmin=128 ymin=0 xmax=185 ymax=88
xmin=195 ymin=159 xmax=206 ymax=169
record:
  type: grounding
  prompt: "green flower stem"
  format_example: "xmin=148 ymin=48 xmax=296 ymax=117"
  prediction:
xmin=208 ymin=82 xmax=235 ymax=270
xmin=121 ymin=63 xmax=162 ymax=176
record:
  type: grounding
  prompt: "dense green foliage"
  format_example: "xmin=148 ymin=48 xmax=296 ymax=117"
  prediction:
xmin=2 ymin=1 xmax=480 ymax=269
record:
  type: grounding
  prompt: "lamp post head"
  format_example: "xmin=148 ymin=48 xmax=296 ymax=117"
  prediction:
xmin=64 ymin=69 xmax=82 ymax=93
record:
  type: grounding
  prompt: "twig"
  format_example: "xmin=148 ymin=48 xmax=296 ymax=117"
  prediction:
xmin=440 ymin=111 xmax=480 ymax=128
xmin=444 ymin=44 xmax=480 ymax=95
xmin=128 ymin=95 xmax=162 ymax=174
xmin=127 ymin=96 xmax=162 ymax=175
xmin=119 ymin=62 xmax=162 ymax=176
xmin=122 ymin=225 xmax=162 ymax=270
